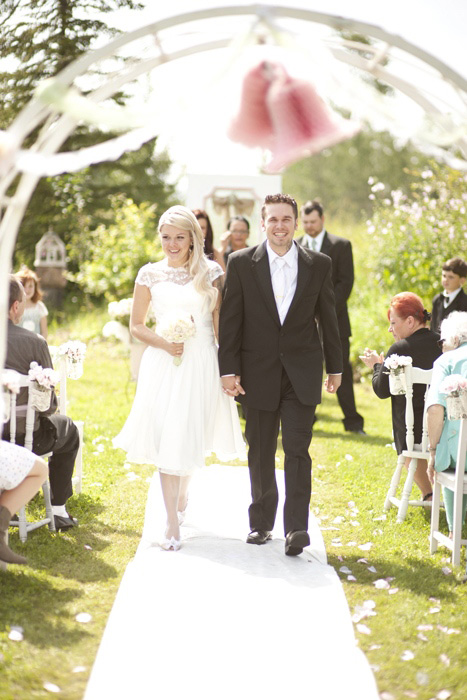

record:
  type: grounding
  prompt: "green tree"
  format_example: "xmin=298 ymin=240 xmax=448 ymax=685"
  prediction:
xmin=70 ymin=196 xmax=163 ymax=301
xmin=283 ymin=126 xmax=433 ymax=221
xmin=0 ymin=1 xmax=176 ymax=273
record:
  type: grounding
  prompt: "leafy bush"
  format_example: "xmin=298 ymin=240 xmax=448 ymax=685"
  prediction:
xmin=69 ymin=197 xmax=163 ymax=301
xmin=366 ymin=162 xmax=467 ymax=306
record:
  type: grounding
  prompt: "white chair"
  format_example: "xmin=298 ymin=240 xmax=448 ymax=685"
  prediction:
xmin=384 ymin=365 xmax=433 ymax=522
xmin=430 ymin=417 xmax=467 ymax=566
xmin=6 ymin=375 xmax=56 ymax=542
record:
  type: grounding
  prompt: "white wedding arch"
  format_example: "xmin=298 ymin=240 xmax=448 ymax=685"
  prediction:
xmin=1 ymin=3 xmax=466 ymax=372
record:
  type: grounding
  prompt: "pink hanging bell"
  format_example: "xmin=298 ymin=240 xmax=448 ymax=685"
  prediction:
xmin=265 ymin=73 xmax=360 ymax=172
xmin=228 ymin=62 xmax=278 ymax=149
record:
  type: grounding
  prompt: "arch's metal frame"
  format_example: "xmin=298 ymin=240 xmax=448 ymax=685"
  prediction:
xmin=1 ymin=4 xmax=466 ymax=372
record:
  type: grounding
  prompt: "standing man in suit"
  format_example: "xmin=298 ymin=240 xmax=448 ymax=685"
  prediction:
xmin=218 ymin=194 xmax=342 ymax=556
xmin=297 ymin=200 xmax=365 ymax=434
xmin=430 ymin=257 xmax=467 ymax=333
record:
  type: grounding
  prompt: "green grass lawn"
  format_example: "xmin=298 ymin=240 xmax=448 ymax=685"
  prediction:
xmin=1 ymin=323 xmax=466 ymax=700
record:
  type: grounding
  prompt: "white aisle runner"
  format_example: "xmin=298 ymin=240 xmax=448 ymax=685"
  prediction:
xmin=84 ymin=466 xmax=379 ymax=700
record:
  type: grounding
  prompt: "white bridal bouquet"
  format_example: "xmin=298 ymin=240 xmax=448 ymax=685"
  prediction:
xmin=384 ymin=354 xmax=412 ymax=395
xmin=439 ymin=374 xmax=467 ymax=420
xmin=28 ymin=361 xmax=60 ymax=411
xmin=157 ymin=313 xmax=196 ymax=365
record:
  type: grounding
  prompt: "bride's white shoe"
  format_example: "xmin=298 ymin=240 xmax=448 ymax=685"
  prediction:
xmin=160 ymin=536 xmax=181 ymax=551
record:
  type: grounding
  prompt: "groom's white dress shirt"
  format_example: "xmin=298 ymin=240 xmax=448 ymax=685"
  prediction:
xmin=443 ymin=287 xmax=462 ymax=307
xmin=267 ymin=241 xmax=298 ymax=325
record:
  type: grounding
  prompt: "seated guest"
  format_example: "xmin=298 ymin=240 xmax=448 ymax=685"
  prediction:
xmin=426 ymin=311 xmax=467 ymax=534
xmin=218 ymin=215 xmax=250 ymax=267
xmin=2 ymin=276 xmax=79 ymax=531
xmin=16 ymin=266 xmax=49 ymax=338
xmin=0 ymin=438 xmax=48 ymax=564
xmin=192 ymin=209 xmax=226 ymax=271
xmin=430 ymin=257 xmax=467 ymax=333
xmin=361 ymin=292 xmax=441 ymax=499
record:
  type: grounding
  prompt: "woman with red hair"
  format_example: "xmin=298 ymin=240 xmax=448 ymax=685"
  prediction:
xmin=361 ymin=292 xmax=441 ymax=499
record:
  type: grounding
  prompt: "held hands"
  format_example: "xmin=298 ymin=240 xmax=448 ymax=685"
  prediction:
xmin=218 ymin=230 xmax=231 ymax=252
xmin=325 ymin=375 xmax=341 ymax=393
xmin=360 ymin=347 xmax=384 ymax=369
xmin=222 ymin=375 xmax=246 ymax=397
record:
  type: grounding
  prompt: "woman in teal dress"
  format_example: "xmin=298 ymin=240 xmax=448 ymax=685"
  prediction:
xmin=426 ymin=311 xmax=467 ymax=533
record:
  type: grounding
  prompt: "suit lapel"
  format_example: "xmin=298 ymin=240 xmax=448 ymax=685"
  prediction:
xmin=283 ymin=245 xmax=313 ymax=323
xmin=320 ymin=231 xmax=331 ymax=255
xmin=251 ymin=242 xmax=281 ymax=325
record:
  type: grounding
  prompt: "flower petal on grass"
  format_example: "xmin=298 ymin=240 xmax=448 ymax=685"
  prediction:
xmin=380 ymin=692 xmax=394 ymax=700
xmin=373 ymin=514 xmax=387 ymax=521
xmin=415 ymin=671 xmax=429 ymax=685
xmin=429 ymin=607 xmax=441 ymax=614
xmin=339 ymin=566 xmax=352 ymax=574
xmin=374 ymin=579 xmax=390 ymax=589
xmin=356 ymin=623 xmax=371 ymax=635
xmin=72 ymin=666 xmax=86 ymax=673
xmin=8 ymin=626 xmax=23 ymax=642
xmin=333 ymin=516 xmax=345 ymax=524
xmin=417 ymin=633 xmax=428 ymax=641
xmin=439 ymin=654 xmax=450 ymax=667
xmin=437 ymin=690 xmax=452 ymax=699
xmin=441 ymin=566 xmax=452 ymax=575
xmin=357 ymin=557 xmax=368 ymax=564
xmin=346 ymin=541 xmax=357 ymax=546
xmin=417 ymin=625 xmax=433 ymax=631
xmin=367 ymin=566 xmax=377 ymax=573
xmin=401 ymin=650 xmax=415 ymax=661
xmin=347 ymin=575 xmax=357 ymax=581
xmin=358 ymin=542 xmax=373 ymax=551
xmin=348 ymin=501 xmax=355 ymax=507
xmin=84 ymin=544 xmax=92 ymax=551
xmin=345 ymin=454 xmax=353 ymax=461
xmin=44 ymin=683 xmax=61 ymax=693
xmin=350 ymin=520 xmax=360 ymax=526
xmin=75 ymin=613 xmax=92 ymax=623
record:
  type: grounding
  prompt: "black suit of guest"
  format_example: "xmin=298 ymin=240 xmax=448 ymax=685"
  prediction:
xmin=430 ymin=289 xmax=467 ymax=334
xmin=219 ymin=241 xmax=342 ymax=535
xmin=371 ymin=328 xmax=441 ymax=454
xmin=297 ymin=230 xmax=364 ymax=431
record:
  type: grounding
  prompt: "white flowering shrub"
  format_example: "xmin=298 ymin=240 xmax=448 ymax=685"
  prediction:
xmin=366 ymin=163 xmax=467 ymax=304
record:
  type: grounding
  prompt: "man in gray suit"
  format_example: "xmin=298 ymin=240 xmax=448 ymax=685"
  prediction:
xmin=297 ymin=200 xmax=364 ymax=434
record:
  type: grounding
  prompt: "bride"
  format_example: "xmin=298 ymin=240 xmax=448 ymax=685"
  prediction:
xmin=113 ymin=206 xmax=245 ymax=550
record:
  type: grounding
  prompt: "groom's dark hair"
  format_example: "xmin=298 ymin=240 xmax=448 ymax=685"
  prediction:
xmin=262 ymin=194 xmax=298 ymax=220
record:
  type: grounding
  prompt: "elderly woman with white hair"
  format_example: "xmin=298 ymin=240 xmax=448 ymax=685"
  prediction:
xmin=426 ymin=311 xmax=467 ymax=535
xmin=113 ymin=206 xmax=246 ymax=551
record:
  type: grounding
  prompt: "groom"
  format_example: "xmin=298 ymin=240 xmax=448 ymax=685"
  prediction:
xmin=219 ymin=194 xmax=342 ymax=556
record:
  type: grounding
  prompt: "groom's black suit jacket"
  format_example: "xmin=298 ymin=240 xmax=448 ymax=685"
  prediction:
xmin=218 ymin=241 xmax=343 ymax=411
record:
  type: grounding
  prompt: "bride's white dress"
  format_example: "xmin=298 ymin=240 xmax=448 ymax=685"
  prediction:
xmin=113 ymin=259 xmax=246 ymax=475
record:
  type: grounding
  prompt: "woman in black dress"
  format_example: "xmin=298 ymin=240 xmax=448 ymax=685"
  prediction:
xmin=361 ymin=292 xmax=441 ymax=499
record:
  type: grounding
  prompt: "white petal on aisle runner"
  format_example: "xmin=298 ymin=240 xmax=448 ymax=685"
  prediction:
xmin=84 ymin=465 xmax=379 ymax=700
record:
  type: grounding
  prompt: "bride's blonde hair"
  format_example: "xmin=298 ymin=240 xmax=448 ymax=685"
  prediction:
xmin=158 ymin=205 xmax=218 ymax=311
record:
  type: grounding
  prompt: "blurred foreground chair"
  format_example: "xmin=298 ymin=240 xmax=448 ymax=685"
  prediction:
xmin=384 ymin=365 xmax=433 ymax=522
xmin=7 ymin=375 xmax=55 ymax=542
xmin=430 ymin=417 xmax=467 ymax=566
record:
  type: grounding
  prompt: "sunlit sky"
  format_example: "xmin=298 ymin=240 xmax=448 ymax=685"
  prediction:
xmin=101 ymin=0 xmax=466 ymax=184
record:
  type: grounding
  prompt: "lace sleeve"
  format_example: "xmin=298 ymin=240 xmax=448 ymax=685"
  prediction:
xmin=135 ymin=264 xmax=153 ymax=288
xmin=207 ymin=260 xmax=224 ymax=284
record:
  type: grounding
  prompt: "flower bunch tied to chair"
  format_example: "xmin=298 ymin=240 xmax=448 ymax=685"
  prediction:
xmin=384 ymin=354 xmax=413 ymax=395
xmin=440 ymin=374 xmax=467 ymax=420
xmin=28 ymin=362 xmax=59 ymax=412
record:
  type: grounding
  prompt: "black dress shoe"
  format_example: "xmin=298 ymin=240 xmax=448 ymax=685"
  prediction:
xmin=285 ymin=530 xmax=310 ymax=556
xmin=246 ymin=530 xmax=272 ymax=545
xmin=54 ymin=515 xmax=78 ymax=531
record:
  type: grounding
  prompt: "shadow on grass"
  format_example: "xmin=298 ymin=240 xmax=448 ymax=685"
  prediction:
xmin=327 ymin=551 xmax=458 ymax=601
xmin=0 ymin=573 xmax=90 ymax=649
xmin=313 ymin=427 xmax=390 ymax=448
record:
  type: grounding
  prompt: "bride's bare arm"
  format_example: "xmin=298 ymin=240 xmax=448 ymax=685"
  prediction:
xmin=130 ymin=283 xmax=182 ymax=356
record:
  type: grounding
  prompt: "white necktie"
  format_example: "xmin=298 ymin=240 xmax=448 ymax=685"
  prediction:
xmin=272 ymin=257 xmax=287 ymax=310
xmin=311 ymin=238 xmax=317 ymax=251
